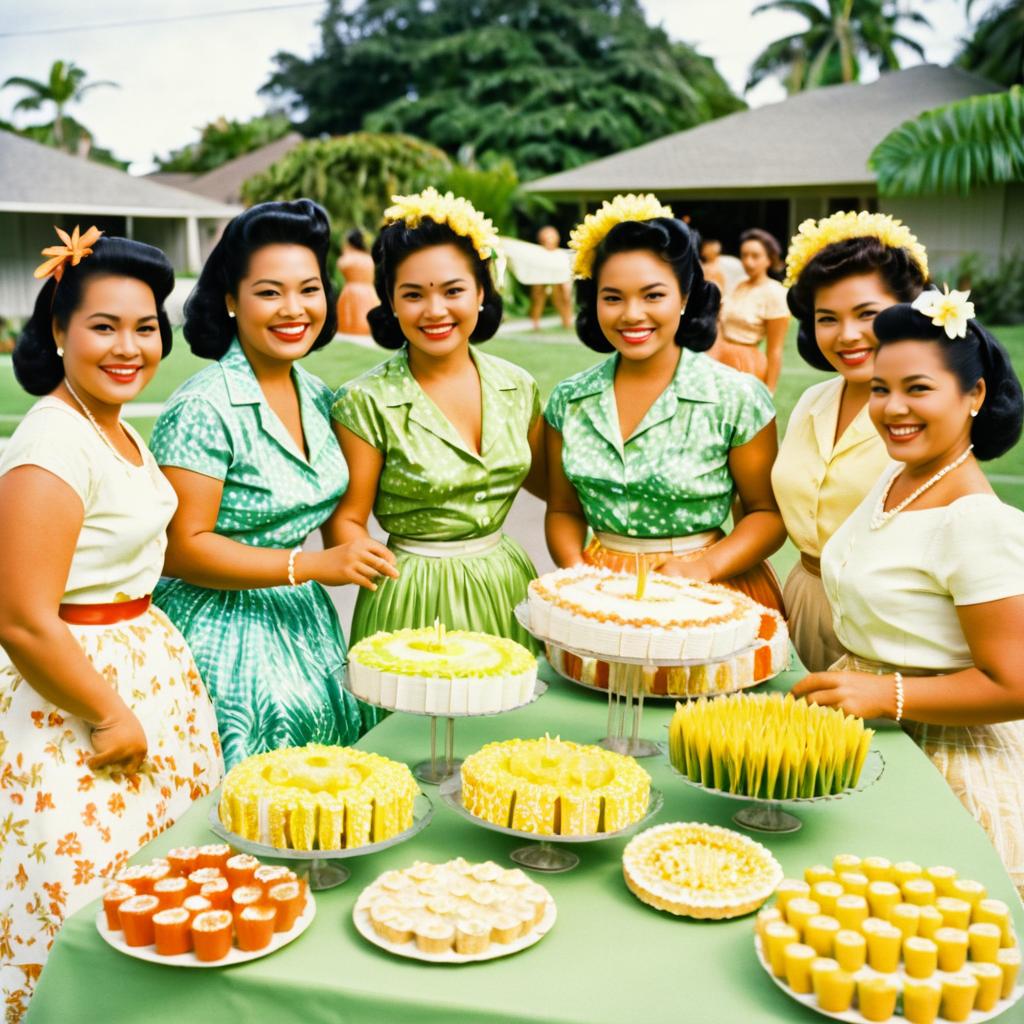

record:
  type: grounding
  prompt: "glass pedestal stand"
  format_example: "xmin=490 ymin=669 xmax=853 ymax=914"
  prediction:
xmin=208 ymin=792 xmax=434 ymax=890
xmin=440 ymin=773 xmax=664 ymax=873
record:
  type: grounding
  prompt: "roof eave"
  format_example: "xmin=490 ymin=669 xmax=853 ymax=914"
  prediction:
xmin=0 ymin=199 xmax=241 ymax=218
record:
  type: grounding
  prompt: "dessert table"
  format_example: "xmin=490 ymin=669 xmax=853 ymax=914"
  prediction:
xmin=27 ymin=664 xmax=1024 ymax=1024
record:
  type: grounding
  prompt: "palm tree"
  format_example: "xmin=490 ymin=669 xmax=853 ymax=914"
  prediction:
xmin=958 ymin=0 xmax=1023 ymax=88
xmin=747 ymin=0 xmax=928 ymax=94
xmin=2 ymin=60 xmax=117 ymax=153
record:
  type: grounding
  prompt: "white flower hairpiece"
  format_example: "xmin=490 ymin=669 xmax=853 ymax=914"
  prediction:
xmin=911 ymin=284 xmax=976 ymax=340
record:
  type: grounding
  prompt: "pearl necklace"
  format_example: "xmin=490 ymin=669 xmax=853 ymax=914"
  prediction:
xmin=870 ymin=444 xmax=974 ymax=529
xmin=63 ymin=378 xmax=137 ymax=468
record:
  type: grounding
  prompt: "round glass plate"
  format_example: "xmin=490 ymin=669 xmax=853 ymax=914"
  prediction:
xmin=671 ymin=748 xmax=886 ymax=834
xmin=96 ymin=895 xmax=315 ymax=968
xmin=208 ymin=791 xmax=434 ymax=889
xmin=440 ymin=773 xmax=664 ymax=872
xmin=344 ymin=678 xmax=548 ymax=720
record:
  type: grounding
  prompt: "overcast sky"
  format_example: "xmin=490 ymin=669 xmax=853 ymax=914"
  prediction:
xmin=0 ymin=0 xmax=999 ymax=174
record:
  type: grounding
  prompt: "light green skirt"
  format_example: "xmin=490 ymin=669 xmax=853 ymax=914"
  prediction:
xmin=349 ymin=534 xmax=539 ymax=653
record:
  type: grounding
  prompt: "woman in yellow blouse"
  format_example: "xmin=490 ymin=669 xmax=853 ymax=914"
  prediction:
xmin=710 ymin=229 xmax=789 ymax=391
xmin=771 ymin=212 xmax=929 ymax=671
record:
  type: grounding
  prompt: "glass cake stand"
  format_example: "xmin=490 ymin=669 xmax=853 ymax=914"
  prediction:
xmin=440 ymin=772 xmax=664 ymax=873
xmin=208 ymin=791 xmax=434 ymax=890
xmin=669 ymin=748 xmax=886 ymax=834
xmin=344 ymin=678 xmax=548 ymax=786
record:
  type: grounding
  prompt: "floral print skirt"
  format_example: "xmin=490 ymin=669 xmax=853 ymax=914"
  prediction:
xmin=0 ymin=606 xmax=222 ymax=1021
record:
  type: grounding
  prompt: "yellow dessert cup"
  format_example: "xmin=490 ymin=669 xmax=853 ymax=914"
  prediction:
xmin=832 ymin=853 xmax=862 ymax=875
xmin=970 ymin=962 xmax=1004 ymax=1012
xmin=774 ymin=879 xmax=810 ymax=913
xmin=935 ymin=926 xmax=969 ymax=972
xmin=785 ymin=897 xmax=821 ymax=937
xmin=902 ymin=978 xmax=942 ymax=1024
xmin=867 ymin=881 xmax=901 ymax=921
xmin=902 ymin=878 xmax=937 ymax=906
xmin=839 ymin=871 xmax=869 ymax=896
xmin=891 ymin=902 xmax=920 ymax=939
xmin=811 ymin=958 xmax=854 ymax=1013
xmin=940 ymin=973 xmax=980 ymax=1023
xmin=951 ymin=878 xmax=986 ymax=907
xmin=924 ymin=864 xmax=957 ymax=896
xmin=936 ymin=896 xmax=972 ymax=930
xmin=893 ymin=860 xmax=924 ymax=887
xmin=857 ymin=976 xmax=898 ymax=1022
xmin=918 ymin=904 xmax=944 ymax=940
xmin=764 ymin=921 xmax=799 ymax=978
xmin=997 ymin=946 xmax=1021 ymax=999
xmin=975 ymin=898 xmax=1013 ymax=945
xmin=969 ymin=922 xmax=1002 ymax=963
xmin=834 ymin=929 xmax=866 ymax=972
xmin=810 ymin=881 xmax=843 ymax=916
xmin=804 ymin=915 xmax=840 ymax=957
xmin=835 ymin=894 xmax=869 ymax=930
xmin=784 ymin=942 xmax=816 ymax=994
xmin=755 ymin=906 xmax=782 ymax=940
xmin=903 ymin=936 xmax=938 ymax=979
xmin=864 ymin=922 xmax=901 ymax=973
xmin=804 ymin=864 xmax=836 ymax=886
xmin=862 ymin=856 xmax=893 ymax=882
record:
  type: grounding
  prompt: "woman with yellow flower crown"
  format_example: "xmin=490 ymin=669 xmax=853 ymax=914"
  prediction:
xmin=329 ymin=189 xmax=545 ymax=650
xmin=794 ymin=292 xmax=1024 ymax=894
xmin=544 ymin=195 xmax=787 ymax=687
xmin=0 ymin=230 xmax=221 ymax=1019
xmin=772 ymin=212 xmax=929 ymax=671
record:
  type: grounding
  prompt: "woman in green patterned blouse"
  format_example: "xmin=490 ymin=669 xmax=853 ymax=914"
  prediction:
xmin=150 ymin=201 xmax=396 ymax=768
xmin=545 ymin=198 xmax=787 ymax=685
xmin=329 ymin=190 xmax=545 ymax=650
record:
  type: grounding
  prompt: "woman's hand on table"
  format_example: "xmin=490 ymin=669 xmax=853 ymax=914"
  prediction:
xmin=656 ymin=553 xmax=715 ymax=583
xmin=791 ymin=670 xmax=895 ymax=720
xmin=305 ymin=539 xmax=399 ymax=590
xmin=89 ymin=706 xmax=148 ymax=771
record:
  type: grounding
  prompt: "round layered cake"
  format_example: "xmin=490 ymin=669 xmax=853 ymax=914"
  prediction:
xmin=347 ymin=627 xmax=537 ymax=715
xmin=218 ymin=744 xmax=418 ymax=852
xmin=460 ymin=736 xmax=651 ymax=836
xmin=527 ymin=567 xmax=765 ymax=662
xmin=623 ymin=822 xmax=783 ymax=919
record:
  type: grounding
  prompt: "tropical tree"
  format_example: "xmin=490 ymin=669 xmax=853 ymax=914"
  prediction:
xmin=262 ymin=0 xmax=743 ymax=178
xmin=747 ymin=0 xmax=928 ymax=93
xmin=957 ymin=0 xmax=1023 ymax=88
xmin=155 ymin=114 xmax=294 ymax=173
xmin=2 ymin=60 xmax=117 ymax=153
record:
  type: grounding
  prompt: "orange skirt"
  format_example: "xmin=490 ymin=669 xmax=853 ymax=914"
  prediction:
xmin=336 ymin=283 xmax=377 ymax=335
xmin=710 ymin=337 xmax=767 ymax=381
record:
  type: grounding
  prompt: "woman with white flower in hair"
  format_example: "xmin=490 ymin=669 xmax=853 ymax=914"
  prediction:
xmin=794 ymin=289 xmax=1024 ymax=893
xmin=329 ymin=189 xmax=545 ymax=650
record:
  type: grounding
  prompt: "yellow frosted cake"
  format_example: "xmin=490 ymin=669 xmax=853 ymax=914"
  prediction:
xmin=460 ymin=736 xmax=651 ymax=836
xmin=218 ymin=744 xmax=418 ymax=851
xmin=623 ymin=822 xmax=783 ymax=919
xmin=347 ymin=626 xmax=536 ymax=714
xmin=356 ymin=858 xmax=555 ymax=957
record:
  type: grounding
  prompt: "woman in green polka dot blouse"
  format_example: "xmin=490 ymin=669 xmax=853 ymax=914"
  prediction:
xmin=329 ymin=192 xmax=545 ymax=650
xmin=150 ymin=201 xmax=396 ymax=768
xmin=545 ymin=201 xmax=787 ymax=683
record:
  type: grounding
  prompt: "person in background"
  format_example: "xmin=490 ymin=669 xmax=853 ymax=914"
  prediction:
xmin=699 ymin=236 xmax=727 ymax=295
xmin=529 ymin=225 xmax=573 ymax=331
xmin=335 ymin=228 xmax=377 ymax=336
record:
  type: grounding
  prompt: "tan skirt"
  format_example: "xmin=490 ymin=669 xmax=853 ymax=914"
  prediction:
xmin=783 ymin=556 xmax=844 ymax=673
xmin=709 ymin=337 xmax=767 ymax=381
xmin=832 ymin=653 xmax=1024 ymax=897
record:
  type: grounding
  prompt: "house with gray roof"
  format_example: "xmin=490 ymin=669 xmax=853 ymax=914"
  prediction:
xmin=0 ymin=131 xmax=241 ymax=317
xmin=526 ymin=66 xmax=1021 ymax=273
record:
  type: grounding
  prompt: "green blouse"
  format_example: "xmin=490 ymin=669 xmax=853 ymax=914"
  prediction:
xmin=545 ymin=348 xmax=775 ymax=538
xmin=150 ymin=339 xmax=346 ymax=548
xmin=331 ymin=345 xmax=540 ymax=541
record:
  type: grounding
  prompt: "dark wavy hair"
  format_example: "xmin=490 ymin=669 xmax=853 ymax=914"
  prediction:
xmin=788 ymin=235 xmax=929 ymax=371
xmin=366 ymin=217 xmax=502 ymax=349
xmin=13 ymin=235 xmax=174 ymax=396
xmin=183 ymin=199 xmax=337 ymax=359
xmin=873 ymin=300 xmax=1023 ymax=461
xmin=574 ymin=217 xmax=720 ymax=353
xmin=739 ymin=228 xmax=783 ymax=273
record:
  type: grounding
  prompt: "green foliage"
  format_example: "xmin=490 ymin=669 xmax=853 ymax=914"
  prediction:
xmin=241 ymin=131 xmax=451 ymax=233
xmin=262 ymin=0 xmax=743 ymax=178
xmin=155 ymin=114 xmax=294 ymax=173
xmin=943 ymin=250 xmax=1024 ymax=325
xmin=958 ymin=0 xmax=1023 ymax=88
xmin=747 ymin=0 xmax=927 ymax=93
xmin=436 ymin=158 xmax=550 ymax=236
xmin=870 ymin=87 xmax=1024 ymax=196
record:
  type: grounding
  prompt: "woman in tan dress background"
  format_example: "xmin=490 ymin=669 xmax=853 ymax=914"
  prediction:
xmin=335 ymin=229 xmax=377 ymax=336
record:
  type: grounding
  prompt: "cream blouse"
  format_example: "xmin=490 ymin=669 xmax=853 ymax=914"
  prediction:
xmin=719 ymin=277 xmax=789 ymax=346
xmin=0 ymin=398 xmax=176 ymax=603
xmin=772 ymin=378 xmax=894 ymax=558
xmin=822 ymin=469 xmax=1024 ymax=670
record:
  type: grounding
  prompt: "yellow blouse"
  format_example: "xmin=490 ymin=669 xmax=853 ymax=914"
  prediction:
xmin=719 ymin=277 xmax=789 ymax=346
xmin=771 ymin=377 xmax=893 ymax=558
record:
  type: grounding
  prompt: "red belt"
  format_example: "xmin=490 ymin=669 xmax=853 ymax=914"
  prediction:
xmin=59 ymin=595 xmax=152 ymax=625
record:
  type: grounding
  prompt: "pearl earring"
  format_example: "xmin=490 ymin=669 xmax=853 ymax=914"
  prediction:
xmin=56 ymin=347 xmax=64 ymax=357
xmin=970 ymin=409 xmax=979 ymax=418
xmin=479 ymin=304 xmax=484 ymax=312
xmin=228 ymin=310 xmax=236 ymax=319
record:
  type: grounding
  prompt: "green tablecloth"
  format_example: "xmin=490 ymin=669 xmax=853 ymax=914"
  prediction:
xmin=28 ymin=666 xmax=1024 ymax=1024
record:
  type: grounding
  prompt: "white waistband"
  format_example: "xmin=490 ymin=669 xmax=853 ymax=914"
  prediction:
xmin=390 ymin=532 xmax=503 ymax=558
xmin=594 ymin=529 xmax=719 ymax=555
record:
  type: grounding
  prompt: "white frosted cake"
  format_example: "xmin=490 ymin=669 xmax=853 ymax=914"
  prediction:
xmin=346 ymin=627 xmax=537 ymax=715
xmin=527 ymin=567 xmax=764 ymax=662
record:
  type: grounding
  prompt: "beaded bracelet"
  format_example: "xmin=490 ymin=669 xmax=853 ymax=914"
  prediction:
xmin=287 ymin=546 xmax=302 ymax=587
xmin=893 ymin=671 xmax=904 ymax=724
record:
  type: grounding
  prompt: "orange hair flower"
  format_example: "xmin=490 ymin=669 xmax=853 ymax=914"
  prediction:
xmin=34 ymin=225 xmax=103 ymax=283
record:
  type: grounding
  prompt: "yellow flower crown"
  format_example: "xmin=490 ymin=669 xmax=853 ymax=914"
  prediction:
xmin=785 ymin=210 xmax=929 ymax=287
xmin=569 ymin=193 xmax=674 ymax=279
xmin=383 ymin=187 xmax=500 ymax=264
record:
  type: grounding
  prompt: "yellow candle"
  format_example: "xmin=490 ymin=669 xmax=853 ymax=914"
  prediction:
xmin=918 ymin=904 xmax=944 ymax=940
xmin=902 ymin=978 xmax=942 ymax=1024
xmin=862 ymin=856 xmax=893 ymax=882
xmin=864 ymin=921 xmax=902 ymax=973
xmin=785 ymin=897 xmax=821 ymax=937
xmin=810 ymin=881 xmax=843 ymax=916
xmin=804 ymin=864 xmax=835 ymax=886
xmin=925 ymin=864 xmax=957 ymax=896
xmin=867 ymin=880 xmax=901 ymax=921
xmin=784 ymin=942 xmax=816 ymax=994
xmin=839 ymin=871 xmax=869 ymax=896
xmin=804 ymin=915 xmax=839 ymax=957
xmin=832 ymin=853 xmax=862 ymax=875
xmin=997 ymin=946 xmax=1021 ymax=999
xmin=968 ymin=922 xmax=1002 ymax=963
xmin=952 ymin=877 xmax=986 ymax=907
xmin=903 ymin=936 xmax=938 ymax=979
xmin=974 ymin=898 xmax=1012 ymax=945
xmin=857 ymin=976 xmax=898 ymax=1022
xmin=940 ymin=973 xmax=979 ymax=1023
xmin=811 ymin=958 xmax=854 ymax=1013
xmin=936 ymin=896 xmax=972 ymax=930
xmin=892 ymin=860 xmax=923 ymax=887
xmin=774 ymin=878 xmax=810 ymax=913
xmin=834 ymin=929 xmax=866 ymax=972
xmin=935 ymin=926 xmax=969 ymax=972
xmin=969 ymin=962 xmax=1004 ymax=1012
xmin=764 ymin=921 xmax=799 ymax=978
xmin=891 ymin=902 xmax=920 ymax=939
xmin=902 ymin=878 xmax=937 ymax=906
xmin=835 ymin=894 xmax=869 ymax=930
